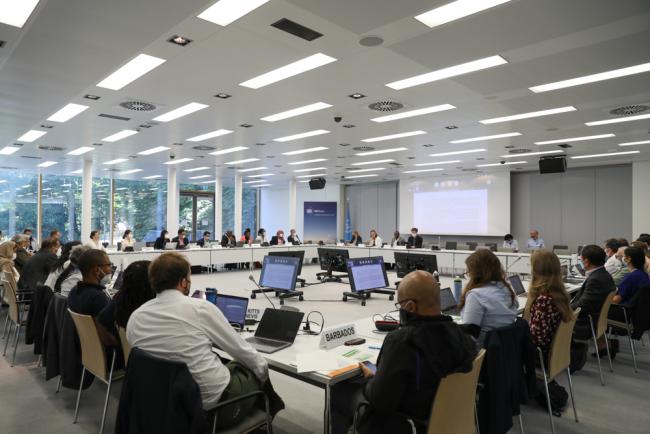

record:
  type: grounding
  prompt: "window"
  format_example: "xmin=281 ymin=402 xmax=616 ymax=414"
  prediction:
xmin=222 ymin=186 xmax=234 ymax=235
xmin=92 ymin=178 xmax=112 ymax=244
xmin=41 ymin=175 xmax=82 ymax=242
xmin=242 ymin=187 xmax=258 ymax=235
xmin=114 ymin=179 xmax=167 ymax=242
xmin=0 ymin=170 xmax=38 ymax=239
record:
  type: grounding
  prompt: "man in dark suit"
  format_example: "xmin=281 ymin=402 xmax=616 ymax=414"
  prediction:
xmin=406 ymin=227 xmax=423 ymax=249
xmin=17 ymin=238 xmax=59 ymax=291
xmin=172 ymin=229 xmax=190 ymax=250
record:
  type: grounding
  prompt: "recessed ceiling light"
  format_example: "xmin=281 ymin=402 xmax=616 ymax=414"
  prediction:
xmin=102 ymin=129 xmax=138 ymax=142
xmin=187 ymin=129 xmax=233 ymax=142
xmin=273 ymin=129 xmax=330 ymax=142
xmin=445 ymin=125 xmax=458 ymax=130
xmin=355 ymin=147 xmax=408 ymax=156
xmin=480 ymin=106 xmax=577 ymax=124
xmin=163 ymin=158 xmax=194 ymax=165
xmin=293 ymin=167 xmax=327 ymax=173
xmin=238 ymin=166 xmax=267 ymax=173
xmin=402 ymin=168 xmax=444 ymax=174
xmin=103 ymin=158 xmax=129 ymax=165
xmin=585 ymin=113 xmax=650 ymax=126
xmin=361 ymin=131 xmax=426 ymax=143
xmin=240 ymin=53 xmax=337 ymax=89
xmin=351 ymin=159 xmax=394 ymax=166
xmin=570 ymin=151 xmax=640 ymax=159
xmin=282 ymin=146 xmax=329 ymax=156
xmin=501 ymin=150 xmax=564 ymax=158
xmin=247 ymin=173 xmax=274 ymax=178
xmin=143 ymin=175 xmax=163 ymax=179
xmin=153 ymin=102 xmax=209 ymax=122
xmin=261 ymin=102 xmax=332 ymax=122
xmin=476 ymin=161 xmax=527 ymax=167
xmin=37 ymin=161 xmax=58 ymax=168
xmin=17 ymin=130 xmax=47 ymax=142
xmin=40 ymin=124 xmax=53 ymax=129
xmin=225 ymin=158 xmax=260 ymax=165
xmin=429 ymin=148 xmax=486 ymax=157
xmin=84 ymin=94 xmax=101 ymax=100
xmin=184 ymin=166 xmax=211 ymax=172
xmin=198 ymin=0 xmax=270 ymax=26
xmin=345 ymin=174 xmax=379 ymax=179
xmin=296 ymin=173 xmax=326 ymax=178
xmin=619 ymin=140 xmax=650 ymax=147
xmin=534 ymin=133 xmax=615 ymax=145
xmin=342 ymin=124 xmax=355 ymax=128
xmin=214 ymin=93 xmax=231 ymax=99
xmin=209 ymin=146 xmax=249 ymax=156
xmin=371 ymin=104 xmax=455 ymax=123
xmin=288 ymin=158 xmax=327 ymax=165
xmin=386 ymin=55 xmax=507 ymax=90
xmin=530 ymin=61 xmax=650 ymax=93
xmin=168 ymin=35 xmax=192 ymax=46
xmin=119 ymin=169 xmax=143 ymax=175
xmin=0 ymin=146 xmax=21 ymax=155
xmin=450 ymin=132 xmax=521 ymax=143
xmin=347 ymin=167 xmax=386 ymax=173
xmin=97 ymin=54 xmax=166 ymax=90
xmin=0 ymin=0 xmax=40 ymax=28
xmin=189 ymin=174 xmax=211 ymax=180
xmin=137 ymin=146 xmax=171 ymax=155
xmin=349 ymin=93 xmax=365 ymax=99
xmin=414 ymin=160 xmax=461 ymax=166
xmin=47 ymin=103 xmax=89 ymax=123
xmin=415 ymin=0 xmax=513 ymax=28
xmin=67 ymin=146 xmax=95 ymax=156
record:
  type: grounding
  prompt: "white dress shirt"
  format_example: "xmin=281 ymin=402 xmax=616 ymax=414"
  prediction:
xmin=526 ymin=237 xmax=545 ymax=249
xmin=368 ymin=236 xmax=383 ymax=247
xmin=121 ymin=237 xmax=135 ymax=248
xmin=86 ymin=239 xmax=105 ymax=251
xmin=60 ymin=270 xmax=82 ymax=296
xmin=502 ymin=239 xmax=519 ymax=251
xmin=127 ymin=290 xmax=268 ymax=409
xmin=604 ymin=255 xmax=623 ymax=275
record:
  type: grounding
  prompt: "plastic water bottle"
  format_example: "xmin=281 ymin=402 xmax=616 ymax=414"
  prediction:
xmin=453 ymin=276 xmax=463 ymax=303
xmin=433 ymin=270 xmax=440 ymax=283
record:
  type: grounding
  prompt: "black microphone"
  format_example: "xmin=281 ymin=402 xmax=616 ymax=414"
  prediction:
xmin=248 ymin=273 xmax=276 ymax=309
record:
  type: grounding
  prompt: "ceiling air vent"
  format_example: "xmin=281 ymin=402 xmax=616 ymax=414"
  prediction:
xmin=38 ymin=146 xmax=65 ymax=151
xmin=388 ymin=162 xmax=402 ymax=166
xmin=368 ymin=99 xmax=404 ymax=112
xmin=98 ymin=113 xmax=130 ymax=121
xmin=508 ymin=148 xmax=532 ymax=154
xmin=192 ymin=145 xmax=216 ymax=151
xmin=120 ymin=100 xmax=156 ymax=111
xmin=609 ymin=104 xmax=649 ymax=116
xmin=21 ymin=155 xmax=42 ymax=159
xmin=352 ymin=146 xmax=374 ymax=152
xmin=461 ymin=168 xmax=478 ymax=172
xmin=271 ymin=18 xmax=322 ymax=41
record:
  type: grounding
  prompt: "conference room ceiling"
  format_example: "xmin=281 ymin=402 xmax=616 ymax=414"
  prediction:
xmin=1 ymin=0 xmax=649 ymax=187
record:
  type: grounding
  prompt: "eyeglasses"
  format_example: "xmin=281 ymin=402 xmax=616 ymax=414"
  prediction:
xmin=394 ymin=298 xmax=417 ymax=309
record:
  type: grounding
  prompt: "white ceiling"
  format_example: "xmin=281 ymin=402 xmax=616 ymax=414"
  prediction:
xmin=1 ymin=0 xmax=649 ymax=187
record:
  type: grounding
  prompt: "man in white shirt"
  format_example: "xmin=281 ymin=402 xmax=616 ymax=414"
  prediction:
xmin=526 ymin=229 xmax=545 ymax=250
xmin=127 ymin=252 xmax=270 ymax=427
xmin=603 ymin=238 xmax=623 ymax=275
xmin=503 ymin=234 xmax=519 ymax=251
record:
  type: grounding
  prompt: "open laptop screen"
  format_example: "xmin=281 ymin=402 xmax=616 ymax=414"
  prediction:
xmin=254 ymin=308 xmax=304 ymax=342
xmin=508 ymin=275 xmax=526 ymax=296
xmin=440 ymin=287 xmax=458 ymax=311
xmin=215 ymin=294 xmax=249 ymax=329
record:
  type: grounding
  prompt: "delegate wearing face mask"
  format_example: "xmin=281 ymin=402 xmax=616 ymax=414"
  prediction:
xmin=66 ymin=252 xmax=112 ymax=317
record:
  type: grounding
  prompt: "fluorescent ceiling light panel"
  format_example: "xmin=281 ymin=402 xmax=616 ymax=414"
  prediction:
xmin=273 ymin=129 xmax=330 ymax=142
xmin=480 ymin=106 xmax=577 ymax=124
xmin=288 ymin=158 xmax=327 ymax=165
xmin=199 ymin=180 xmax=218 ymax=184
xmin=102 ymin=129 xmax=138 ymax=142
xmin=163 ymin=158 xmax=194 ymax=165
xmin=209 ymin=146 xmax=249 ymax=156
xmin=534 ymin=133 xmax=614 ymax=145
xmin=97 ymin=54 xmax=166 ymax=90
xmin=253 ymin=184 xmax=272 ymax=187
xmin=37 ymin=161 xmax=58 ymax=168
xmin=476 ymin=161 xmax=527 ymax=167
xmin=450 ymin=132 xmax=521 ymax=144
xmin=585 ymin=113 xmax=650 ymax=126
xmin=240 ymin=53 xmax=337 ymax=89
xmin=119 ymin=169 xmax=143 ymax=175
xmin=261 ymin=102 xmax=332 ymax=122
xmin=137 ymin=146 xmax=171 ymax=155
xmin=355 ymin=147 xmax=408 ymax=156
xmin=47 ymin=103 xmax=89 ymax=123
xmin=153 ymin=102 xmax=209 ymax=122
xmin=414 ymin=160 xmax=461 ymax=166
xmin=362 ymin=131 xmax=426 ymax=143
xmin=386 ymin=55 xmax=507 ymax=90
xmin=244 ymin=180 xmax=267 ymax=184
xmin=571 ymin=151 xmax=640 ymax=160
xmin=0 ymin=146 xmax=21 ymax=155
xmin=0 ymin=0 xmax=40 ymax=27
xmin=143 ymin=175 xmax=163 ymax=179
xmin=71 ymin=169 xmax=83 ymax=174
xmin=371 ymin=104 xmax=456 ymax=122
xmin=501 ymin=150 xmax=564 ymax=158
xmin=187 ymin=129 xmax=233 ymax=142
xmin=429 ymin=148 xmax=486 ymax=157
xmin=296 ymin=174 xmax=326 ymax=179
xmin=619 ymin=140 xmax=650 ymax=147
xmin=184 ymin=167 xmax=211 ymax=172
xmin=247 ymin=173 xmax=274 ymax=178
xmin=282 ymin=146 xmax=328 ymax=156
xmin=238 ymin=167 xmax=267 ymax=173
xmin=415 ymin=0 xmax=513 ymax=28
xmin=351 ymin=159 xmax=394 ymax=166
xmin=403 ymin=168 xmax=444 ymax=174
xmin=189 ymin=175 xmax=211 ymax=180
xmin=67 ymin=146 xmax=95 ymax=156
xmin=197 ymin=0 xmax=270 ymax=26
xmin=293 ymin=167 xmax=327 ymax=173
xmin=530 ymin=61 xmax=650 ymax=93
xmin=345 ymin=174 xmax=379 ymax=179
xmin=18 ymin=130 xmax=47 ymax=142
xmin=103 ymin=158 xmax=129 ymax=165
xmin=347 ymin=168 xmax=386 ymax=173
xmin=225 ymin=158 xmax=259 ymax=165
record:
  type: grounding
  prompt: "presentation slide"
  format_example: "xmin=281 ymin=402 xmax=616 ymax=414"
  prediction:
xmin=399 ymin=172 xmax=510 ymax=236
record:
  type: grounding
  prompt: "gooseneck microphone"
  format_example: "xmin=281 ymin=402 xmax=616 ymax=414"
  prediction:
xmin=249 ymin=273 xmax=276 ymax=309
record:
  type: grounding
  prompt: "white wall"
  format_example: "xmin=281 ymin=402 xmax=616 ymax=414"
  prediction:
xmin=345 ymin=182 xmax=398 ymax=241
xmin=632 ymin=160 xmax=650 ymax=238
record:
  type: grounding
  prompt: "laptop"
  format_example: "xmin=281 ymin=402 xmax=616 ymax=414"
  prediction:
xmin=215 ymin=294 xmax=249 ymax=330
xmin=245 ymin=308 xmax=304 ymax=353
xmin=440 ymin=287 xmax=460 ymax=316
xmin=164 ymin=242 xmax=177 ymax=250
xmin=508 ymin=275 xmax=527 ymax=296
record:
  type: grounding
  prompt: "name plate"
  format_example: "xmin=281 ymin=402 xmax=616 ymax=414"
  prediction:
xmin=252 ymin=244 xmax=261 ymax=248
xmin=246 ymin=308 xmax=261 ymax=321
xmin=319 ymin=324 xmax=357 ymax=350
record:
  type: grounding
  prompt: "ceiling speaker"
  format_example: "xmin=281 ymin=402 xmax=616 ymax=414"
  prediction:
xmin=539 ymin=156 xmax=566 ymax=174
xmin=309 ymin=177 xmax=326 ymax=190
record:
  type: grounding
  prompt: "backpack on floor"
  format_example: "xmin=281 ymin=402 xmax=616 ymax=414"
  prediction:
xmin=535 ymin=379 xmax=568 ymax=417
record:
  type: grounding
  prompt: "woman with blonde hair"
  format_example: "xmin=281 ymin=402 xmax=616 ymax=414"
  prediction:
xmin=527 ymin=250 xmax=572 ymax=352
xmin=0 ymin=240 xmax=19 ymax=281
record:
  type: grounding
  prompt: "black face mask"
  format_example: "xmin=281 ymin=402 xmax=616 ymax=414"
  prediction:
xmin=399 ymin=308 xmax=420 ymax=326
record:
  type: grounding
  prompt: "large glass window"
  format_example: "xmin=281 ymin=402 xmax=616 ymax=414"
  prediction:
xmin=91 ymin=178 xmax=111 ymax=244
xmin=41 ymin=175 xmax=82 ymax=242
xmin=220 ymin=186 xmax=258 ymax=237
xmin=179 ymin=183 xmax=214 ymax=242
xmin=222 ymin=186 xmax=234 ymax=235
xmin=0 ymin=171 xmax=38 ymax=239
xmin=114 ymin=179 xmax=167 ymax=242
xmin=242 ymin=187 xmax=258 ymax=235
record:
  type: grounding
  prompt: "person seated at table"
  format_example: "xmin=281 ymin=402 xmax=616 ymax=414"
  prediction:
xmin=527 ymin=250 xmax=572 ymax=354
xmin=18 ymin=239 xmax=58 ymax=291
xmin=459 ymin=249 xmax=519 ymax=345
xmin=503 ymin=233 xmax=519 ymax=251
xmin=407 ymin=227 xmax=423 ymax=249
xmin=154 ymin=230 xmax=170 ymax=250
xmin=44 ymin=241 xmax=81 ymax=289
xmin=526 ymin=229 xmax=545 ymax=250
xmin=612 ymin=246 xmax=650 ymax=306
xmin=287 ymin=229 xmax=301 ymax=245
xmin=55 ymin=245 xmax=91 ymax=296
xmin=221 ymin=230 xmax=237 ymax=247
xmin=270 ymin=230 xmax=285 ymax=246
xmin=11 ymin=234 xmax=31 ymax=274
xmin=172 ymin=228 xmax=189 ymax=249
xmin=0 ymin=240 xmax=20 ymax=282
xmin=67 ymin=249 xmax=112 ymax=317
xmin=241 ymin=228 xmax=253 ymax=245
xmin=196 ymin=231 xmax=211 ymax=248
xmin=349 ymin=231 xmax=363 ymax=246
xmin=121 ymin=230 xmax=136 ymax=250
xmin=127 ymin=253 xmax=273 ymax=428
xmin=389 ymin=231 xmax=404 ymax=247
xmin=86 ymin=230 xmax=105 ymax=251
xmin=255 ymin=228 xmax=267 ymax=244
xmin=367 ymin=229 xmax=382 ymax=248
xmin=330 ymin=270 xmax=476 ymax=434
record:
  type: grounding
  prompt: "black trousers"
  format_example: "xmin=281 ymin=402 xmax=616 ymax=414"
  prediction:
xmin=330 ymin=379 xmax=368 ymax=434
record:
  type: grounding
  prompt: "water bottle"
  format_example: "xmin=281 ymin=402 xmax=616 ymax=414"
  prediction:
xmin=433 ymin=270 xmax=440 ymax=284
xmin=453 ymin=276 xmax=463 ymax=303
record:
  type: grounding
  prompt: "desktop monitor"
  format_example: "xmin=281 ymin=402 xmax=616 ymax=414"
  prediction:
xmin=215 ymin=294 xmax=249 ymax=329
xmin=317 ymin=248 xmax=350 ymax=273
xmin=508 ymin=275 xmax=526 ymax=296
xmin=393 ymin=252 xmax=438 ymax=279
xmin=445 ymin=241 xmax=457 ymax=250
xmin=259 ymin=255 xmax=300 ymax=292
xmin=268 ymin=250 xmax=305 ymax=276
xmin=346 ymin=256 xmax=389 ymax=293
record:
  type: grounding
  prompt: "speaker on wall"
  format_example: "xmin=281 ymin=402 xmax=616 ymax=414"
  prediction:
xmin=309 ymin=177 xmax=326 ymax=190
xmin=539 ymin=156 xmax=566 ymax=174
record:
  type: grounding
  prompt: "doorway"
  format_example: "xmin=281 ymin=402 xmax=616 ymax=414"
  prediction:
xmin=179 ymin=191 xmax=215 ymax=242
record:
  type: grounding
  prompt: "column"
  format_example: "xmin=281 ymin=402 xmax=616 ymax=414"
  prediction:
xmin=167 ymin=166 xmax=179 ymax=234
xmin=234 ymin=174 xmax=242 ymax=238
xmin=288 ymin=179 xmax=297 ymax=230
xmin=214 ymin=174 xmax=222 ymax=236
xmin=632 ymin=161 xmax=650 ymax=238
xmin=81 ymin=159 xmax=93 ymax=245
xmin=37 ymin=174 xmax=42 ymax=245
xmin=109 ymin=178 xmax=115 ymax=246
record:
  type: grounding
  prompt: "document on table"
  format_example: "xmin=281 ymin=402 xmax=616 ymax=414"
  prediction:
xmin=295 ymin=344 xmax=380 ymax=373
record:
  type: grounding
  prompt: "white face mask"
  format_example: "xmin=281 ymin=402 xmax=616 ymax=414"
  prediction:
xmin=99 ymin=270 xmax=112 ymax=287
xmin=12 ymin=253 xmax=17 ymax=260
xmin=411 ymin=232 xmax=417 ymax=236
xmin=56 ymin=248 xmax=62 ymax=257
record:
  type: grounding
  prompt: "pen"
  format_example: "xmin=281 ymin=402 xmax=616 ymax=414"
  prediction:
xmin=368 ymin=346 xmax=381 ymax=350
